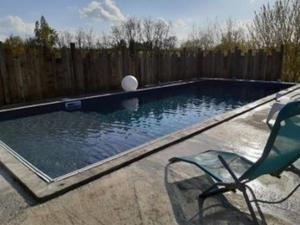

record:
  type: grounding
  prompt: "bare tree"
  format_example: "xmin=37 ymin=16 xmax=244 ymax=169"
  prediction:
xmin=182 ymin=18 xmax=248 ymax=51
xmin=94 ymin=33 xmax=112 ymax=49
xmin=218 ymin=18 xmax=247 ymax=51
xmin=181 ymin=22 xmax=219 ymax=50
xmin=110 ymin=25 xmax=125 ymax=47
xmin=249 ymin=0 xmax=300 ymax=48
xmin=123 ymin=17 xmax=142 ymax=44
xmin=163 ymin=36 xmax=177 ymax=49
xmin=58 ymin=31 xmax=73 ymax=48
xmin=143 ymin=18 xmax=155 ymax=48
xmin=142 ymin=18 xmax=176 ymax=49
xmin=291 ymin=0 xmax=300 ymax=45
xmin=153 ymin=19 xmax=170 ymax=49
xmin=109 ymin=17 xmax=176 ymax=49
xmin=86 ymin=29 xmax=95 ymax=49
xmin=75 ymin=29 xmax=86 ymax=48
xmin=249 ymin=0 xmax=300 ymax=81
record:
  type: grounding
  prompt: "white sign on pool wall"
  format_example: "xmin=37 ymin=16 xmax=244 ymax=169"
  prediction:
xmin=121 ymin=75 xmax=138 ymax=92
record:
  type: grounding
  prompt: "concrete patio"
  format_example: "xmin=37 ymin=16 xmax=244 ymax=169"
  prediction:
xmin=0 ymin=91 xmax=299 ymax=225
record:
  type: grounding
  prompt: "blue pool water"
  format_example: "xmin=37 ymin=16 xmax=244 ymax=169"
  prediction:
xmin=0 ymin=80 xmax=291 ymax=179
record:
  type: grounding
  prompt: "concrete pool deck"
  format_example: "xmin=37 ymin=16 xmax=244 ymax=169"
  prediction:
xmin=0 ymin=86 xmax=300 ymax=225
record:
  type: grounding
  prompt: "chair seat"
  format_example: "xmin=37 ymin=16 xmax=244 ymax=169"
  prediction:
xmin=170 ymin=150 xmax=254 ymax=183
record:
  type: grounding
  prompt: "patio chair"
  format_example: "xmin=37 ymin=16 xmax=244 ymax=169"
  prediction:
xmin=169 ymin=101 xmax=300 ymax=224
xmin=266 ymin=90 xmax=300 ymax=126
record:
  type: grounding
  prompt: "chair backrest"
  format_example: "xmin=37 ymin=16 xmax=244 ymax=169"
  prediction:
xmin=240 ymin=100 xmax=300 ymax=181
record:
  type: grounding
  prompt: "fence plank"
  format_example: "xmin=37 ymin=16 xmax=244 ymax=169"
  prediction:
xmin=0 ymin=44 xmax=8 ymax=104
xmin=4 ymin=50 xmax=19 ymax=103
xmin=0 ymin=46 xmax=11 ymax=104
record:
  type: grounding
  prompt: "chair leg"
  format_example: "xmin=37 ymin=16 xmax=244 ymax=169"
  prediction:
xmin=242 ymin=189 xmax=260 ymax=225
xmin=216 ymin=155 xmax=263 ymax=224
xmin=245 ymin=185 xmax=268 ymax=225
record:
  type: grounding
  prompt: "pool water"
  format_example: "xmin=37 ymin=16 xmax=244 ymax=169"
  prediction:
xmin=0 ymin=80 xmax=291 ymax=179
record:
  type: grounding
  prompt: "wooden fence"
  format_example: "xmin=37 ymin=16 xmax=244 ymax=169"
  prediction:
xmin=0 ymin=43 xmax=283 ymax=106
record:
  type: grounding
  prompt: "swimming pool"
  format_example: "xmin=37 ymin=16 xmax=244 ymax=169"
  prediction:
xmin=0 ymin=80 xmax=291 ymax=181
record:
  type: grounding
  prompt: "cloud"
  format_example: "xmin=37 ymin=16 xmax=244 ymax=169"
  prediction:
xmin=8 ymin=16 xmax=34 ymax=33
xmin=0 ymin=16 xmax=34 ymax=41
xmin=79 ymin=0 xmax=126 ymax=23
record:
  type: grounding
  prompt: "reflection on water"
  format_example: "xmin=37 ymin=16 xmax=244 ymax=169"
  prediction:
xmin=0 ymin=80 xmax=288 ymax=178
xmin=122 ymin=98 xmax=139 ymax=111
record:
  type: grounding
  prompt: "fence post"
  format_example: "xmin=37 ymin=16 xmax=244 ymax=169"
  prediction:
xmin=70 ymin=42 xmax=85 ymax=94
xmin=278 ymin=45 xmax=284 ymax=80
xmin=0 ymin=43 xmax=10 ymax=104
xmin=154 ymin=49 xmax=160 ymax=84
xmin=182 ymin=48 xmax=187 ymax=80
xmin=257 ymin=49 xmax=265 ymax=80
xmin=0 ymin=43 xmax=4 ymax=105
xmin=14 ymin=56 xmax=25 ymax=101
xmin=70 ymin=43 xmax=77 ymax=93
xmin=196 ymin=49 xmax=202 ymax=78
xmin=230 ymin=47 xmax=239 ymax=78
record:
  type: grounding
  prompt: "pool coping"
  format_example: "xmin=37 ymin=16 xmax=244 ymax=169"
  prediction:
xmin=0 ymin=79 xmax=299 ymax=201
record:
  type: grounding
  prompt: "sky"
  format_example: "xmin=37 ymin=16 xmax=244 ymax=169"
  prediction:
xmin=0 ymin=0 xmax=275 ymax=42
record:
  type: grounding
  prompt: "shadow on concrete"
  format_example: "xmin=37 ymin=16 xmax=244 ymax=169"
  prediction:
xmin=0 ymin=164 xmax=37 ymax=206
xmin=165 ymin=163 xmax=262 ymax=225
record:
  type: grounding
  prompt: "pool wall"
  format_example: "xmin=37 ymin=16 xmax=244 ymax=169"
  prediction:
xmin=0 ymin=78 xmax=298 ymax=201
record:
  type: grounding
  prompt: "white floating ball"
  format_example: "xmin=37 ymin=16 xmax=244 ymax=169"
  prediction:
xmin=121 ymin=75 xmax=138 ymax=92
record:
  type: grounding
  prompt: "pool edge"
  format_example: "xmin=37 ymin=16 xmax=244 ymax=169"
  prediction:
xmin=0 ymin=82 xmax=299 ymax=201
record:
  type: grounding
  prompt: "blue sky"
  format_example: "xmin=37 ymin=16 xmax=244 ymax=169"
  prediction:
xmin=0 ymin=0 xmax=274 ymax=41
